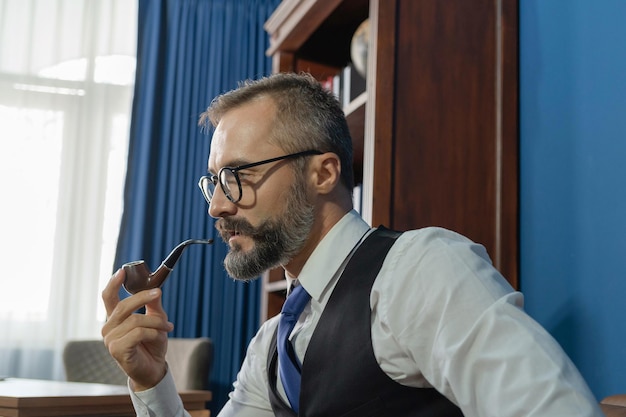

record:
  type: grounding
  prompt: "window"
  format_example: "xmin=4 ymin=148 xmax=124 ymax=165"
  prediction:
xmin=0 ymin=0 xmax=137 ymax=380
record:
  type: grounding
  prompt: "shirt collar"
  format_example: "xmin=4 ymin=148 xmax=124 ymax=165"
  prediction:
xmin=288 ymin=210 xmax=371 ymax=302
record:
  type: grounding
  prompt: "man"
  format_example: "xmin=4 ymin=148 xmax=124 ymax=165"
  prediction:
xmin=102 ymin=72 xmax=603 ymax=416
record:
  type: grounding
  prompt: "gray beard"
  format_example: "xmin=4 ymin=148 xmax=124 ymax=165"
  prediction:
xmin=220 ymin=180 xmax=314 ymax=281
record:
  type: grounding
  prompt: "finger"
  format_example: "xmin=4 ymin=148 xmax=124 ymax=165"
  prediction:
xmin=102 ymin=289 xmax=173 ymax=339
xmin=108 ymin=310 xmax=173 ymax=334
xmin=105 ymin=288 xmax=163 ymax=328
xmin=103 ymin=310 xmax=173 ymax=344
xmin=144 ymin=288 xmax=168 ymax=318
xmin=140 ymin=289 xmax=174 ymax=333
xmin=102 ymin=269 xmax=124 ymax=318
xmin=108 ymin=326 xmax=170 ymax=387
xmin=115 ymin=324 xmax=170 ymax=352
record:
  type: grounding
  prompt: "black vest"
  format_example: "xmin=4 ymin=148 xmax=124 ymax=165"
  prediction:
xmin=267 ymin=227 xmax=464 ymax=417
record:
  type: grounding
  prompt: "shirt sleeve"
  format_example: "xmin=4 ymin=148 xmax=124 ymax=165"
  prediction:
xmin=372 ymin=227 xmax=604 ymax=416
xmin=128 ymin=320 xmax=277 ymax=417
xmin=130 ymin=369 xmax=191 ymax=417
xmin=216 ymin=318 xmax=278 ymax=417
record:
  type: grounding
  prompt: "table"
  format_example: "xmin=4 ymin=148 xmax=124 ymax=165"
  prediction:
xmin=601 ymin=394 xmax=626 ymax=417
xmin=0 ymin=378 xmax=211 ymax=417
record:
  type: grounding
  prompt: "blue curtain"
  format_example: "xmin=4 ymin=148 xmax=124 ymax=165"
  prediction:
xmin=114 ymin=0 xmax=280 ymax=412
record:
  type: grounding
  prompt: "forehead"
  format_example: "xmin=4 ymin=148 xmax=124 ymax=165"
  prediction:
xmin=208 ymin=97 xmax=282 ymax=169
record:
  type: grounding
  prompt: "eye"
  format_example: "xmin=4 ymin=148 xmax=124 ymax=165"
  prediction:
xmin=225 ymin=175 xmax=239 ymax=186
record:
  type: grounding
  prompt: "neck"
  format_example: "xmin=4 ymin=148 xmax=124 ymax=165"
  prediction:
xmin=282 ymin=203 xmax=351 ymax=277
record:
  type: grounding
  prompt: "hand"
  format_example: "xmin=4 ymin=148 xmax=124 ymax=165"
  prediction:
xmin=101 ymin=268 xmax=174 ymax=391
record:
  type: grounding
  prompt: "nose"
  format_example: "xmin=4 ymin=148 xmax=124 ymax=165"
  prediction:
xmin=207 ymin=185 xmax=236 ymax=218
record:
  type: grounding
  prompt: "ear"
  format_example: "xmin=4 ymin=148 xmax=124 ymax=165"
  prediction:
xmin=310 ymin=152 xmax=342 ymax=195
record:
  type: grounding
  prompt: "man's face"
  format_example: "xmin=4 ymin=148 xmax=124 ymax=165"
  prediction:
xmin=206 ymin=98 xmax=314 ymax=280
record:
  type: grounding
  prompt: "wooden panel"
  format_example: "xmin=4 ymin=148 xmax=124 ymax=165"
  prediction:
xmin=189 ymin=411 xmax=211 ymax=417
xmin=386 ymin=0 xmax=518 ymax=286
xmin=499 ymin=0 xmax=520 ymax=288
xmin=362 ymin=0 xmax=396 ymax=226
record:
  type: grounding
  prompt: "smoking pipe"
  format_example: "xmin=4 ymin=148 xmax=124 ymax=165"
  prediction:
xmin=122 ymin=238 xmax=213 ymax=295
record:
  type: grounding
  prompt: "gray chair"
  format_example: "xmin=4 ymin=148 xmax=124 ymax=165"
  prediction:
xmin=166 ymin=337 xmax=213 ymax=390
xmin=63 ymin=337 xmax=213 ymax=390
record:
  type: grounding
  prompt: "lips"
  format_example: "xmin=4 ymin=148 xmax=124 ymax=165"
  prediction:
xmin=221 ymin=228 xmax=237 ymax=241
xmin=217 ymin=218 xmax=253 ymax=243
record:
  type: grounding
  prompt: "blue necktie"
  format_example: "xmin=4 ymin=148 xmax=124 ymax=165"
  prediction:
xmin=277 ymin=284 xmax=311 ymax=413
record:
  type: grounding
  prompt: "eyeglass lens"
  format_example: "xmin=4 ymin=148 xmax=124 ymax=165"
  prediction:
xmin=219 ymin=169 xmax=240 ymax=202
xmin=199 ymin=177 xmax=215 ymax=203
xmin=200 ymin=168 xmax=240 ymax=203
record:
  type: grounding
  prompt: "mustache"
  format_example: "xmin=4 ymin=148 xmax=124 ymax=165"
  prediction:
xmin=216 ymin=217 xmax=258 ymax=238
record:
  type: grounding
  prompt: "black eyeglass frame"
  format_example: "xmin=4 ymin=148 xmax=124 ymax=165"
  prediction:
xmin=198 ymin=149 xmax=323 ymax=204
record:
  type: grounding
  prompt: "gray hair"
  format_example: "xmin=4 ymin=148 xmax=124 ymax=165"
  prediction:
xmin=200 ymin=72 xmax=354 ymax=190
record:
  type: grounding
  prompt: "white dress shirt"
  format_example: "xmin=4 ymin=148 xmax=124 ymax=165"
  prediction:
xmin=131 ymin=210 xmax=603 ymax=417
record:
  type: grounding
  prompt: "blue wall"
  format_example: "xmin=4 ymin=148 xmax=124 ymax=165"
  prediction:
xmin=520 ymin=0 xmax=626 ymax=400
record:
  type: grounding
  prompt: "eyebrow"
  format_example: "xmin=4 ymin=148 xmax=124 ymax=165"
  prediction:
xmin=207 ymin=157 xmax=255 ymax=174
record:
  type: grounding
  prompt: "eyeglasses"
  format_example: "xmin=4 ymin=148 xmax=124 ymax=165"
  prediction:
xmin=198 ymin=149 xmax=323 ymax=204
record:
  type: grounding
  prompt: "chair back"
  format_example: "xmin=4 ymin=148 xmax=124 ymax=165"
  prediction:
xmin=63 ymin=337 xmax=213 ymax=390
xmin=63 ymin=340 xmax=127 ymax=385
xmin=166 ymin=337 xmax=213 ymax=390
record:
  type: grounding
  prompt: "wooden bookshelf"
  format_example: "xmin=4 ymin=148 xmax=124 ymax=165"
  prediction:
xmin=261 ymin=0 xmax=519 ymax=321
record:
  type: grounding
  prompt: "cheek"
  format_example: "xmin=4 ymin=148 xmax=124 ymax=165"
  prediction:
xmin=250 ymin=193 xmax=289 ymax=222
xmin=236 ymin=191 xmax=287 ymax=229
xmin=254 ymin=173 xmax=298 ymax=211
